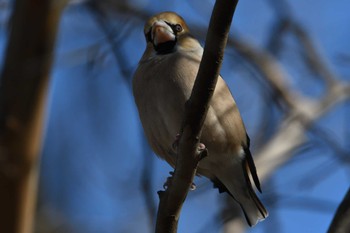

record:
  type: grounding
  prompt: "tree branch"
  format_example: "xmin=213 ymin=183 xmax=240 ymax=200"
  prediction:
xmin=327 ymin=187 xmax=350 ymax=233
xmin=0 ymin=1 xmax=66 ymax=232
xmin=155 ymin=0 xmax=239 ymax=232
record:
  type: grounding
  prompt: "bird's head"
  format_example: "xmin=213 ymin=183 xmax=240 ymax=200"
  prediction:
xmin=144 ymin=12 xmax=191 ymax=55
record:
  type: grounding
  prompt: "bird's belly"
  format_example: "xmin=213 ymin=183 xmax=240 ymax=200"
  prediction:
xmin=139 ymin=85 xmax=187 ymax=166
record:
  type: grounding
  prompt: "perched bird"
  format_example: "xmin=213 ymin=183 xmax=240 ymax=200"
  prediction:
xmin=133 ymin=12 xmax=268 ymax=226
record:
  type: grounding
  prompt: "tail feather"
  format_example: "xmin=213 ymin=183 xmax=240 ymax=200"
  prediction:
xmin=244 ymin=147 xmax=262 ymax=193
xmin=245 ymin=135 xmax=261 ymax=192
xmin=214 ymin=149 xmax=268 ymax=226
xmin=241 ymin=156 xmax=268 ymax=226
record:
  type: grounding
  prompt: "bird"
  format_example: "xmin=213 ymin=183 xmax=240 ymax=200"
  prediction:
xmin=132 ymin=11 xmax=268 ymax=226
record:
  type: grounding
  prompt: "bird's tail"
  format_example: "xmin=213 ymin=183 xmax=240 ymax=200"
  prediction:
xmin=215 ymin=149 xmax=268 ymax=226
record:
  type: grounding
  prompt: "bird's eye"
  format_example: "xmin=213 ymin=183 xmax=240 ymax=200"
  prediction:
xmin=174 ymin=24 xmax=183 ymax=32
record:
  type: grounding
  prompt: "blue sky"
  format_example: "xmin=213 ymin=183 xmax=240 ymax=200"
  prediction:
xmin=1 ymin=0 xmax=350 ymax=232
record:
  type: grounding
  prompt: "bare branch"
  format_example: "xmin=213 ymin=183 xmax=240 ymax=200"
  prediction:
xmin=255 ymin=70 xmax=350 ymax=182
xmin=85 ymin=1 xmax=136 ymax=82
xmin=155 ymin=1 xmax=239 ymax=232
xmin=230 ymin=37 xmax=302 ymax=110
xmin=327 ymin=187 xmax=350 ymax=233
xmin=0 ymin=0 xmax=66 ymax=232
xmin=223 ymin=36 xmax=350 ymax=183
xmin=266 ymin=0 xmax=339 ymax=87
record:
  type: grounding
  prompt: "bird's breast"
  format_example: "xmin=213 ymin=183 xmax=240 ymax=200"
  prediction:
xmin=133 ymin=49 xmax=246 ymax=168
xmin=133 ymin=52 xmax=199 ymax=165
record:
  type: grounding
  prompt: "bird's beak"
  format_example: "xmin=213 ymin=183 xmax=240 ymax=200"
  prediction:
xmin=151 ymin=21 xmax=176 ymax=47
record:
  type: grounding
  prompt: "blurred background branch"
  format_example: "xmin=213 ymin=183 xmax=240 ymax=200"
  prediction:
xmin=0 ymin=0 xmax=66 ymax=232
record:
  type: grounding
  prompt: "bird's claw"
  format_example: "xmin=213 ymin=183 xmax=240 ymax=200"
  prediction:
xmin=172 ymin=133 xmax=181 ymax=150
xmin=163 ymin=171 xmax=196 ymax=191
xmin=190 ymin=182 xmax=196 ymax=190
xmin=197 ymin=143 xmax=208 ymax=160
xmin=173 ymin=134 xmax=208 ymax=160
xmin=163 ymin=171 xmax=174 ymax=189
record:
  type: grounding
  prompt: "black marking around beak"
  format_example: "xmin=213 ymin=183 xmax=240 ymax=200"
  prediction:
xmin=154 ymin=39 xmax=177 ymax=54
xmin=146 ymin=29 xmax=153 ymax=43
xmin=145 ymin=21 xmax=180 ymax=55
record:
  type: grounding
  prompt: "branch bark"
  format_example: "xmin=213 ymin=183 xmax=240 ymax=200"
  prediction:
xmin=0 ymin=1 xmax=66 ymax=232
xmin=155 ymin=0 xmax=239 ymax=232
xmin=327 ymin=187 xmax=350 ymax=233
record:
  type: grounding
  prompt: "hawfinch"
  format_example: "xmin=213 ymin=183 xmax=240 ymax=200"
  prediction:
xmin=132 ymin=12 xmax=268 ymax=226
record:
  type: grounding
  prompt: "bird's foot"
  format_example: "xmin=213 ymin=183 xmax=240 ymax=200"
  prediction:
xmin=163 ymin=171 xmax=196 ymax=191
xmin=173 ymin=134 xmax=208 ymax=160
xmin=190 ymin=182 xmax=196 ymax=190
xmin=172 ymin=133 xmax=181 ymax=150
xmin=163 ymin=171 xmax=174 ymax=189
xmin=197 ymin=143 xmax=208 ymax=160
